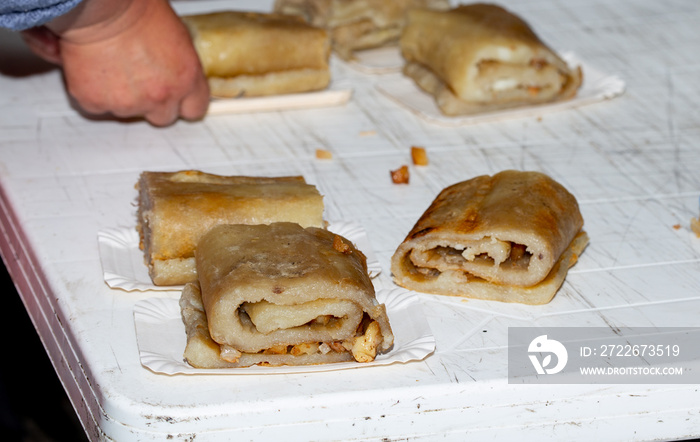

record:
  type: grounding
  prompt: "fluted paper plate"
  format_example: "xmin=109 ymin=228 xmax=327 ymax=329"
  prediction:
xmin=98 ymin=220 xmax=382 ymax=292
xmin=342 ymin=46 xmax=404 ymax=74
xmin=134 ymin=287 xmax=435 ymax=375
xmin=207 ymin=88 xmax=352 ymax=115
xmin=376 ymin=53 xmax=625 ymax=126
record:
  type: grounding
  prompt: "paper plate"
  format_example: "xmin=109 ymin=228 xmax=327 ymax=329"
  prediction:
xmin=207 ymin=88 xmax=352 ymax=115
xmin=375 ymin=53 xmax=626 ymax=126
xmin=342 ymin=46 xmax=404 ymax=74
xmin=98 ymin=220 xmax=382 ymax=292
xmin=134 ymin=287 xmax=435 ymax=375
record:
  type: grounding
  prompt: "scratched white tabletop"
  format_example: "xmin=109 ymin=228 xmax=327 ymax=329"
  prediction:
xmin=1 ymin=0 xmax=700 ymax=440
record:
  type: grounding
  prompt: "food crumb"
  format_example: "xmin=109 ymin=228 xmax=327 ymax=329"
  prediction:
xmin=359 ymin=130 xmax=377 ymax=137
xmin=333 ymin=235 xmax=353 ymax=254
xmin=411 ymin=146 xmax=429 ymax=166
xmin=390 ymin=165 xmax=410 ymax=184
xmin=315 ymin=149 xmax=333 ymax=160
xmin=673 ymin=224 xmax=681 ymax=230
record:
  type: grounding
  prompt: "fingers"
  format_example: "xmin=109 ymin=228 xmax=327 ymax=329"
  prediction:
xmin=65 ymin=70 xmax=210 ymax=127
xmin=118 ymin=65 xmax=210 ymax=126
xmin=142 ymin=65 xmax=211 ymax=126
xmin=179 ymin=74 xmax=211 ymax=122
xmin=60 ymin=48 xmax=209 ymax=127
xmin=141 ymin=72 xmax=210 ymax=126
xmin=142 ymin=100 xmax=181 ymax=128
xmin=114 ymin=86 xmax=209 ymax=127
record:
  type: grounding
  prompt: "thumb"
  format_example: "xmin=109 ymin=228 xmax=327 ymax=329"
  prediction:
xmin=20 ymin=26 xmax=62 ymax=65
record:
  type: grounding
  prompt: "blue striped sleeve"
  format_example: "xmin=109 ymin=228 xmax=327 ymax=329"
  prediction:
xmin=0 ymin=0 xmax=83 ymax=31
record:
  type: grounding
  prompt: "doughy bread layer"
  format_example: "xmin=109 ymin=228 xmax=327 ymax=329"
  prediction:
xmin=137 ymin=170 xmax=325 ymax=285
xmin=391 ymin=170 xmax=587 ymax=304
xmin=400 ymin=4 xmax=582 ymax=114
xmin=183 ymin=11 xmax=331 ymax=96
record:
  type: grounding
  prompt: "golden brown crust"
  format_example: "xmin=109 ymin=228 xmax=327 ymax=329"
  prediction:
xmin=182 ymin=11 xmax=331 ymax=97
xmin=390 ymin=170 xmax=587 ymax=303
xmin=137 ymin=170 xmax=325 ymax=286
xmin=400 ymin=4 xmax=583 ymax=115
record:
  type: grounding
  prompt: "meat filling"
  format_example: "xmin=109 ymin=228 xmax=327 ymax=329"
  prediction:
xmin=219 ymin=316 xmax=383 ymax=363
xmin=410 ymin=238 xmax=532 ymax=276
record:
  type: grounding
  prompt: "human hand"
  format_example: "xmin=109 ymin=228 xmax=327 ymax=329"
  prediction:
xmin=19 ymin=26 xmax=61 ymax=65
xmin=34 ymin=0 xmax=209 ymax=126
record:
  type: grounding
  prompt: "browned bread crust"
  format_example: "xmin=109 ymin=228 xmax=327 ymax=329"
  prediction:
xmin=391 ymin=170 xmax=588 ymax=304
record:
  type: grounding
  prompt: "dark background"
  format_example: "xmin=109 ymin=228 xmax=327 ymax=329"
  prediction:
xmin=0 ymin=28 xmax=88 ymax=442
xmin=0 ymin=262 xmax=87 ymax=442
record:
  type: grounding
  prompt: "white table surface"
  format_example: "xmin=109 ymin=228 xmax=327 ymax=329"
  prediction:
xmin=1 ymin=0 xmax=700 ymax=440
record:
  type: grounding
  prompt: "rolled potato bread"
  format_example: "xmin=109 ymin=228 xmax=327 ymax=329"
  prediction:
xmin=390 ymin=170 xmax=588 ymax=304
xmin=400 ymin=4 xmax=583 ymax=115
xmin=274 ymin=0 xmax=450 ymax=60
xmin=181 ymin=222 xmax=394 ymax=368
xmin=182 ymin=11 xmax=331 ymax=97
xmin=137 ymin=170 xmax=325 ymax=286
